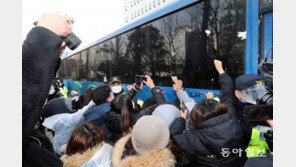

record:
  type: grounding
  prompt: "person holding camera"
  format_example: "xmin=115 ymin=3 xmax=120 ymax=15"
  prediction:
xmin=108 ymin=75 xmax=144 ymax=108
xmin=23 ymin=12 xmax=75 ymax=166
xmin=234 ymin=74 xmax=273 ymax=157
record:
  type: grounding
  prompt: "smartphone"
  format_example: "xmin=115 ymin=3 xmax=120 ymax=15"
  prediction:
xmin=135 ymin=75 xmax=144 ymax=89
xmin=181 ymin=101 xmax=190 ymax=118
xmin=243 ymin=104 xmax=273 ymax=122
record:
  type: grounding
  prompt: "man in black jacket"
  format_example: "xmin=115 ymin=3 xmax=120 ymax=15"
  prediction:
xmin=23 ymin=12 xmax=74 ymax=167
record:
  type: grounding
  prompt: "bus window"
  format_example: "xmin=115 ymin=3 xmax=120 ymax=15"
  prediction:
xmin=60 ymin=0 xmax=246 ymax=90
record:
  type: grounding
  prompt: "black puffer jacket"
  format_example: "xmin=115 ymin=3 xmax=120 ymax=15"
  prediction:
xmin=133 ymin=87 xmax=166 ymax=122
xmin=170 ymin=73 xmax=247 ymax=167
xmin=171 ymin=113 xmax=246 ymax=167
xmin=105 ymin=87 xmax=165 ymax=144
xmin=105 ymin=110 xmax=138 ymax=144
xmin=105 ymin=89 xmax=138 ymax=144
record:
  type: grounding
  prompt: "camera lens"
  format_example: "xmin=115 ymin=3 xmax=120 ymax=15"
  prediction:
xmin=257 ymin=91 xmax=273 ymax=105
xmin=63 ymin=32 xmax=82 ymax=50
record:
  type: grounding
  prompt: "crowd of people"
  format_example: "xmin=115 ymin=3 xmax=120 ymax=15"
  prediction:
xmin=22 ymin=13 xmax=273 ymax=167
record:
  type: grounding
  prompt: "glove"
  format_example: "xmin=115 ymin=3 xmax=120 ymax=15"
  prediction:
xmin=264 ymin=130 xmax=273 ymax=152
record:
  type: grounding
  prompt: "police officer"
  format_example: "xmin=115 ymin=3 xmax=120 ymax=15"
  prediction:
xmin=47 ymin=79 xmax=68 ymax=102
xmin=234 ymin=74 xmax=273 ymax=158
xmin=109 ymin=76 xmax=144 ymax=108
xmin=56 ymin=78 xmax=68 ymax=96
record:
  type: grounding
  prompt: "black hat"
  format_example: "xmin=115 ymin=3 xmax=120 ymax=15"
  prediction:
xmin=109 ymin=76 xmax=122 ymax=85
xmin=235 ymin=74 xmax=262 ymax=91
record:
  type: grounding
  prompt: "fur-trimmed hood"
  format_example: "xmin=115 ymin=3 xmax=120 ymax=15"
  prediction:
xmin=62 ymin=142 xmax=105 ymax=167
xmin=113 ymin=134 xmax=176 ymax=167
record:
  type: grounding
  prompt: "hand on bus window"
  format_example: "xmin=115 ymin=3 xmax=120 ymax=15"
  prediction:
xmin=171 ymin=76 xmax=183 ymax=93
xmin=37 ymin=12 xmax=74 ymax=37
xmin=205 ymin=92 xmax=214 ymax=99
xmin=143 ymin=75 xmax=155 ymax=89
xmin=214 ymin=59 xmax=225 ymax=75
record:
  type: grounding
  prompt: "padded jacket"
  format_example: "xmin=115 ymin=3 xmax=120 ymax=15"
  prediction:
xmin=170 ymin=73 xmax=247 ymax=167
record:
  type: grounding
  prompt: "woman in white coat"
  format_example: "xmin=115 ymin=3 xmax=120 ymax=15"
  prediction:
xmin=62 ymin=122 xmax=113 ymax=167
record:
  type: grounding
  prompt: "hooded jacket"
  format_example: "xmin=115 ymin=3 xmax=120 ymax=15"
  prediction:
xmin=170 ymin=73 xmax=247 ymax=166
xmin=171 ymin=113 xmax=247 ymax=167
xmin=43 ymin=101 xmax=96 ymax=153
xmin=112 ymin=134 xmax=176 ymax=167
xmin=62 ymin=142 xmax=113 ymax=167
xmin=43 ymin=97 xmax=75 ymax=118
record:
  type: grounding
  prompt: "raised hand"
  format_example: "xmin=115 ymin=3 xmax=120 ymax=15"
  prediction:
xmin=143 ymin=75 xmax=155 ymax=89
xmin=214 ymin=59 xmax=225 ymax=75
xmin=37 ymin=12 xmax=74 ymax=37
xmin=171 ymin=76 xmax=183 ymax=93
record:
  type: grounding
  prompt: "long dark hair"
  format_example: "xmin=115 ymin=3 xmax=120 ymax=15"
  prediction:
xmin=82 ymin=87 xmax=96 ymax=107
xmin=189 ymin=99 xmax=228 ymax=126
xmin=66 ymin=122 xmax=106 ymax=156
xmin=111 ymin=94 xmax=139 ymax=134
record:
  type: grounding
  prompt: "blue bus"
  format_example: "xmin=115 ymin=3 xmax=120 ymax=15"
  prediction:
xmin=58 ymin=0 xmax=273 ymax=102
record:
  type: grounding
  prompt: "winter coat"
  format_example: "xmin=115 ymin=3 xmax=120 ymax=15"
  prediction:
xmin=169 ymin=73 xmax=247 ymax=167
xmin=218 ymin=73 xmax=242 ymax=120
xmin=104 ymin=87 xmax=165 ymax=144
xmin=83 ymin=102 xmax=112 ymax=141
xmin=171 ymin=114 xmax=247 ymax=167
xmin=43 ymin=101 xmax=95 ymax=154
xmin=104 ymin=89 xmax=140 ymax=144
xmin=22 ymin=26 xmax=64 ymax=166
xmin=62 ymin=142 xmax=113 ymax=167
xmin=43 ymin=97 xmax=75 ymax=118
xmin=104 ymin=110 xmax=138 ymax=144
xmin=133 ymin=87 xmax=166 ymax=123
xmin=112 ymin=134 xmax=176 ymax=167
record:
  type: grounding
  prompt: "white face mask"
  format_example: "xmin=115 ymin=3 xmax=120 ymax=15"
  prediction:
xmin=71 ymin=96 xmax=79 ymax=102
xmin=49 ymin=86 xmax=55 ymax=95
xmin=111 ymin=85 xmax=123 ymax=94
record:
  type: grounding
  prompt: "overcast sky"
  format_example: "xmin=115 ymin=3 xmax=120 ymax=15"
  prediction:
xmin=22 ymin=0 xmax=125 ymax=52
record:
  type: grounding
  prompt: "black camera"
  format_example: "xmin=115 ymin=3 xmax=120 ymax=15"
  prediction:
xmin=62 ymin=31 xmax=81 ymax=50
xmin=258 ymin=58 xmax=273 ymax=105
xmin=257 ymin=91 xmax=273 ymax=105
xmin=135 ymin=75 xmax=146 ymax=90
xmin=33 ymin=21 xmax=81 ymax=50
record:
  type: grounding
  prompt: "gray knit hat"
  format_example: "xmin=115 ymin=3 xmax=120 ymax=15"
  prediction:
xmin=132 ymin=115 xmax=170 ymax=155
xmin=152 ymin=104 xmax=180 ymax=127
